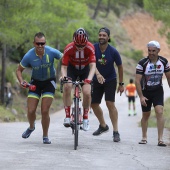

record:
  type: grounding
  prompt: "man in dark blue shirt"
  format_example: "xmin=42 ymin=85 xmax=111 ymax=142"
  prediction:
xmin=91 ymin=27 xmax=124 ymax=142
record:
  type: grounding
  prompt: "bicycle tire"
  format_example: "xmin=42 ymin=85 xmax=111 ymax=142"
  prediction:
xmin=74 ymin=97 xmax=79 ymax=150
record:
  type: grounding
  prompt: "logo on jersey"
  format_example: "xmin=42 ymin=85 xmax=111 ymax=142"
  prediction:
xmin=33 ymin=59 xmax=39 ymax=61
xmin=98 ymin=54 xmax=107 ymax=65
xmin=149 ymin=64 xmax=161 ymax=70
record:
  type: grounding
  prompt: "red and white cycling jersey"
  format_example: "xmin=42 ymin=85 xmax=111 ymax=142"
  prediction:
xmin=62 ymin=42 xmax=96 ymax=70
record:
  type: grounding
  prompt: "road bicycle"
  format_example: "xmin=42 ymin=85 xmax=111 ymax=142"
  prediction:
xmin=60 ymin=77 xmax=92 ymax=150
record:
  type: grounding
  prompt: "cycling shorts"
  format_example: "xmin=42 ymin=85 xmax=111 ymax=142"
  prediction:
xmin=91 ymin=79 xmax=117 ymax=103
xmin=141 ymin=86 xmax=164 ymax=112
xmin=67 ymin=64 xmax=89 ymax=82
xmin=128 ymin=96 xmax=135 ymax=103
xmin=28 ymin=78 xmax=56 ymax=100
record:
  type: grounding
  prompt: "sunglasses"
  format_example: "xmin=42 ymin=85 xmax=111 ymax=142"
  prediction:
xmin=35 ymin=42 xmax=46 ymax=46
xmin=76 ymin=44 xmax=86 ymax=48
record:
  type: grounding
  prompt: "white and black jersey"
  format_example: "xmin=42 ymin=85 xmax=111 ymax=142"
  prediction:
xmin=136 ymin=56 xmax=170 ymax=91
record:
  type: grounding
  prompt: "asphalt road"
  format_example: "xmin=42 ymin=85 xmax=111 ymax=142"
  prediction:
xmin=0 ymin=80 xmax=170 ymax=170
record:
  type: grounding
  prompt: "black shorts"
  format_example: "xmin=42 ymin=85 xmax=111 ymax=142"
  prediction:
xmin=28 ymin=78 xmax=56 ymax=99
xmin=128 ymin=96 xmax=135 ymax=103
xmin=67 ymin=65 xmax=89 ymax=82
xmin=141 ymin=86 xmax=164 ymax=112
xmin=91 ymin=79 xmax=117 ymax=104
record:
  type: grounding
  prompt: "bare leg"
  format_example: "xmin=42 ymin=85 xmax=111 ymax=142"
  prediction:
xmin=63 ymin=83 xmax=72 ymax=106
xmin=82 ymin=84 xmax=91 ymax=109
xmin=91 ymin=103 xmax=106 ymax=127
xmin=141 ymin=111 xmax=150 ymax=140
xmin=82 ymin=84 xmax=91 ymax=120
xmin=128 ymin=102 xmax=131 ymax=115
xmin=106 ymin=101 xmax=118 ymax=131
xmin=41 ymin=97 xmax=53 ymax=137
xmin=133 ymin=103 xmax=136 ymax=111
xmin=128 ymin=102 xmax=131 ymax=110
xmin=27 ymin=97 xmax=39 ymax=129
xmin=133 ymin=102 xmax=136 ymax=114
xmin=63 ymin=83 xmax=72 ymax=120
xmin=155 ymin=105 xmax=164 ymax=142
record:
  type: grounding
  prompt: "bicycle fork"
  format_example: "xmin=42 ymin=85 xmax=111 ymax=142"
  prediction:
xmin=71 ymin=97 xmax=82 ymax=134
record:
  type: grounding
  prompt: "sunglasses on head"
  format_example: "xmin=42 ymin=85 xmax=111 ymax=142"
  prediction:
xmin=76 ymin=44 xmax=86 ymax=48
xmin=35 ymin=42 xmax=46 ymax=46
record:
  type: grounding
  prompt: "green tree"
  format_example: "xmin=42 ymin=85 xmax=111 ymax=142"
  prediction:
xmin=0 ymin=0 xmax=96 ymax=104
xmin=0 ymin=0 xmax=40 ymax=104
xmin=85 ymin=0 xmax=132 ymax=19
xmin=144 ymin=0 xmax=170 ymax=44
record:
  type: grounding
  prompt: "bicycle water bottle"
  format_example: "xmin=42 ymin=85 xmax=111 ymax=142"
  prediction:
xmin=28 ymin=84 xmax=36 ymax=91
xmin=22 ymin=82 xmax=36 ymax=91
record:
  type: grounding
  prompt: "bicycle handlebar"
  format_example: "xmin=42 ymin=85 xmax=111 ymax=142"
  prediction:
xmin=60 ymin=80 xmax=84 ymax=93
xmin=60 ymin=79 xmax=93 ymax=94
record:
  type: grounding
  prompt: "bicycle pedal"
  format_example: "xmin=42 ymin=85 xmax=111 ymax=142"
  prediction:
xmin=70 ymin=123 xmax=74 ymax=129
xmin=72 ymin=131 xmax=75 ymax=135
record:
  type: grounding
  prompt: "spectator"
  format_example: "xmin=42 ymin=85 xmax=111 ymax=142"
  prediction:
xmin=16 ymin=32 xmax=63 ymax=144
xmin=125 ymin=78 xmax=137 ymax=116
xmin=135 ymin=40 xmax=170 ymax=147
xmin=91 ymin=27 xmax=124 ymax=142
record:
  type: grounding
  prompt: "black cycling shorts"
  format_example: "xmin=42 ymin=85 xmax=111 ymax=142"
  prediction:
xmin=91 ymin=79 xmax=117 ymax=103
xmin=67 ymin=65 xmax=89 ymax=82
xmin=128 ymin=96 xmax=135 ymax=103
xmin=141 ymin=86 xmax=164 ymax=112
xmin=28 ymin=78 xmax=56 ymax=99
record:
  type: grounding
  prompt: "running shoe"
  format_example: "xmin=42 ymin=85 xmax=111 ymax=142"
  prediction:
xmin=93 ymin=124 xmax=109 ymax=136
xmin=113 ymin=131 xmax=120 ymax=142
xmin=63 ymin=118 xmax=71 ymax=127
xmin=22 ymin=127 xmax=35 ymax=138
xmin=82 ymin=119 xmax=90 ymax=131
xmin=43 ymin=137 xmax=51 ymax=144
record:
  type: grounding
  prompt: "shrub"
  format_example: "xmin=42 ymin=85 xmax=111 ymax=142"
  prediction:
xmin=123 ymin=49 xmax=143 ymax=61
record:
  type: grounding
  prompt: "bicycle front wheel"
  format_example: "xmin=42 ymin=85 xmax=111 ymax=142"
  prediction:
xmin=74 ymin=97 xmax=79 ymax=150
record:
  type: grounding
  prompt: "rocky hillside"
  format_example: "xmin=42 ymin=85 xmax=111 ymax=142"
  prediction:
xmin=121 ymin=11 xmax=170 ymax=61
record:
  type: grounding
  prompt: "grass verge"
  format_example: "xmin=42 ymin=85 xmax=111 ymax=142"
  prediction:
xmin=148 ymin=98 xmax=170 ymax=129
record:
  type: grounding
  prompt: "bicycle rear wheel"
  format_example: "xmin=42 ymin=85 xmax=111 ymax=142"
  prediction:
xmin=74 ymin=98 xmax=79 ymax=150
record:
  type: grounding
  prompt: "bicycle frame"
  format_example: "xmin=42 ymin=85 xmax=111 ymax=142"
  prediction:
xmin=60 ymin=79 xmax=83 ymax=150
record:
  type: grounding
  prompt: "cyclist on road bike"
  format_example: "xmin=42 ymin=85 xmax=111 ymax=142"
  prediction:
xmin=16 ymin=32 xmax=63 ymax=144
xmin=61 ymin=28 xmax=96 ymax=131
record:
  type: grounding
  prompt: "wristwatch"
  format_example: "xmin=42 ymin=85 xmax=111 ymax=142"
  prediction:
xmin=119 ymin=82 xmax=124 ymax=86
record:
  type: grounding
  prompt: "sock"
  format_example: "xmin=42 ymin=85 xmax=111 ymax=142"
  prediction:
xmin=64 ymin=106 xmax=71 ymax=118
xmin=83 ymin=108 xmax=89 ymax=119
xmin=128 ymin=110 xmax=131 ymax=115
xmin=29 ymin=127 xmax=35 ymax=130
